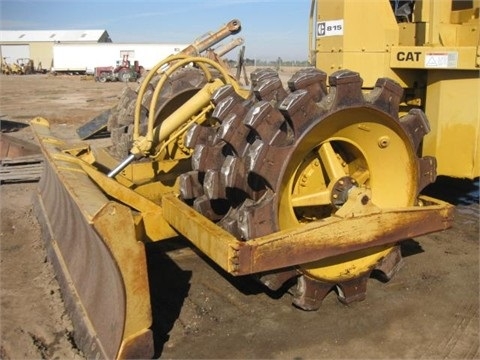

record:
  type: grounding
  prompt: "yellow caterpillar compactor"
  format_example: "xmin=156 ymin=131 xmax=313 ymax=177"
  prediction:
xmin=30 ymin=0 xmax=478 ymax=358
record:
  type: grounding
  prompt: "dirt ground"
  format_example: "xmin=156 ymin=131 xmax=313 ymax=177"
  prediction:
xmin=0 ymin=73 xmax=478 ymax=359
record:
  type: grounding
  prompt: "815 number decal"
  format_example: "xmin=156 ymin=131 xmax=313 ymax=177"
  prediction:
xmin=317 ymin=19 xmax=344 ymax=37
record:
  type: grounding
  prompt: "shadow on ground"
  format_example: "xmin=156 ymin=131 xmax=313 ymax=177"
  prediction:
xmin=423 ymin=176 xmax=479 ymax=205
xmin=145 ymin=240 xmax=192 ymax=357
xmin=145 ymin=236 xmax=291 ymax=357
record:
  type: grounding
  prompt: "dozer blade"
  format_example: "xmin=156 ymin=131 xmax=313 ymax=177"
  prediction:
xmin=30 ymin=117 xmax=153 ymax=359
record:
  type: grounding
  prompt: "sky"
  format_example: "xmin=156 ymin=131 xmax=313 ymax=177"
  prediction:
xmin=0 ymin=0 xmax=313 ymax=61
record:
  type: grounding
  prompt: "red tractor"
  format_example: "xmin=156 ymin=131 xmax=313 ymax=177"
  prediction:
xmin=94 ymin=55 xmax=143 ymax=83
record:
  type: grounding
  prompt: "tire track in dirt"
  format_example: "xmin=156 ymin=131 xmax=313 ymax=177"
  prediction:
xmin=421 ymin=301 xmax=479 ymax=359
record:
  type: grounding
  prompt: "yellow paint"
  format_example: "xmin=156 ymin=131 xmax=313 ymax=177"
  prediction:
xmin=423 ymin=71 xmax=480 ymax=178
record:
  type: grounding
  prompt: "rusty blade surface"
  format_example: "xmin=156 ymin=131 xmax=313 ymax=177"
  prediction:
xmin=35 ymin=159 xmax=125 ymax=359
xmin=31 ymin=117 xmax=153 ymax=359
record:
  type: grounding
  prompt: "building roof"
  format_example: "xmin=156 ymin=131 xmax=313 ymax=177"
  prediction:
xmin=0 ymin=30 xmax=111 ymax=43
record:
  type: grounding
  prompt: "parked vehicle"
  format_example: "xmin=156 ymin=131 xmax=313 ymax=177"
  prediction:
xmin=94 ymin=55 xmax=144 ymax=82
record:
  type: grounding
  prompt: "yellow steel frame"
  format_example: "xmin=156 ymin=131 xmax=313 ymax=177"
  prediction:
xmin=161 ymin=192 xmax=453 ymax=276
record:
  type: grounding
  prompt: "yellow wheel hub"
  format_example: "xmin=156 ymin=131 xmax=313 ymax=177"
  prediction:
xmin=279 ymin=108 xmax=418 ymax=282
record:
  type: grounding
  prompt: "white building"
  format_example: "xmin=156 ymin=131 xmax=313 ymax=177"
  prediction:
xmin=0 ymin=29 xmax=111 ymax=71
